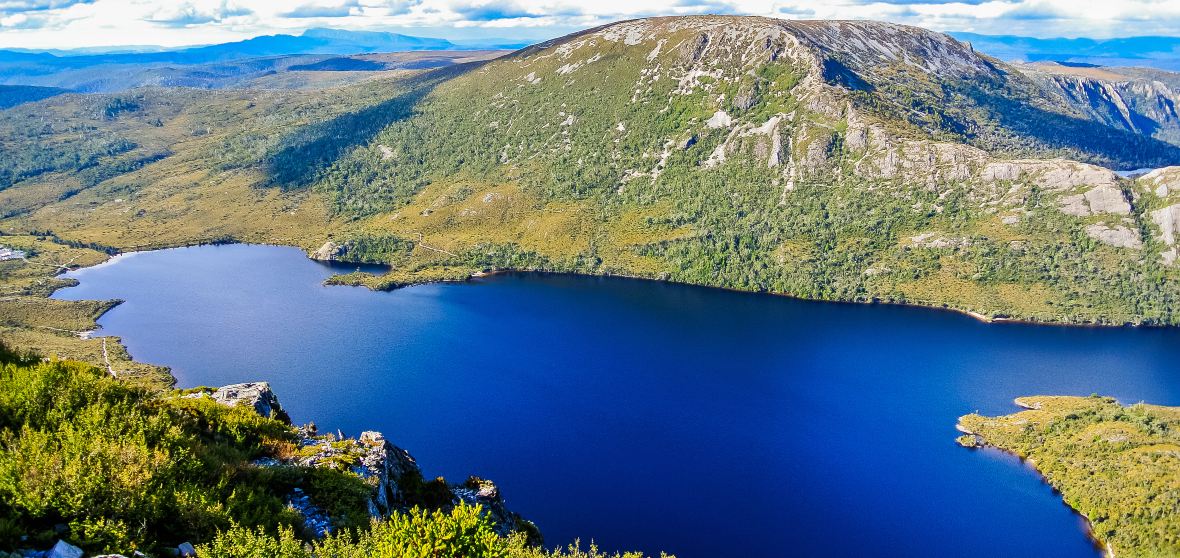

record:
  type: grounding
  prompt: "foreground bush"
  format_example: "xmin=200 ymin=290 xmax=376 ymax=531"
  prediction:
xmin=0 ymin=345 xmax=670 ymax=557
xmin=0 ymin=346 xmax=360 ymax=553
xmin=202 ymin=505 xmax=671 ymax=558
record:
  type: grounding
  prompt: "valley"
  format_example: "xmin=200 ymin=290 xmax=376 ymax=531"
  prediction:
xmin=2 ymin=13 xmax=1180 ymax=558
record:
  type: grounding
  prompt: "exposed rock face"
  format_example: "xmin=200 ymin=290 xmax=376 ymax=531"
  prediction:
xmin=705 ymin=110 xmax=732 ymax=128
xmin=355 ymin=431 xmax=419 ymax=515
xmin=1023 ymin=66 xmax=1180 ymax=148
xmin=1152 ymin=204 xmax=1180 ymax=247
xmin=209 ymin=382 xmax=289 ymax=423
xmin=1139 ymin=166 xmax=1180 ymax=198
xmin=1085 ymin=223 xmax=1143 ymax=249
xmin=311 ymin=241 xmax=342 ymax=261
xmin=1060 ymin=184 xmax=1132 ymax=216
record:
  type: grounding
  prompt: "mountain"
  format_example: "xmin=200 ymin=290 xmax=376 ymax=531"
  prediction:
xmin=302 ymin=16 xmax=1180 ymax=323
xmin=2 ymin=28 xmax=456 ymax=66
xmin=5 ymin=15 xmax=1180 ymax=325
xmin=951 ymin=32 xmax=1180 ymax=71
xmin=0 ymin=49 xmax=504 ymax=93
xmin=0 ymin=28 xmax=473 ymax=91
xmin=1016 ymin=61 xmax=1180 ymax=147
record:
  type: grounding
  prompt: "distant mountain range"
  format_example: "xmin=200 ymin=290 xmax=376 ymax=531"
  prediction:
xmin=0 ymin=28 xmax=528 ymax=67
xmin=0 ymin=28 xmax=527 ymax=93
xmin=4 ymin=26 xmax=1179 ymax=73
xmin=950 ymin=32 xmax=1180 ymax=71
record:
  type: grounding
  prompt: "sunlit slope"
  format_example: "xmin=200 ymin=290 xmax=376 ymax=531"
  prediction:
xmin=310 ymin=16 xmax=1180 ymax=324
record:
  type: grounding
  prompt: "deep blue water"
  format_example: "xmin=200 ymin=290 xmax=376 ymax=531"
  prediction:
xmin=54 ymin=244 xmax=1180 ymax=558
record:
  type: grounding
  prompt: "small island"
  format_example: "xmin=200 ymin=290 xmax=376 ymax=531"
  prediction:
xmin=957 ymin=396 xmax=1180 ymax=558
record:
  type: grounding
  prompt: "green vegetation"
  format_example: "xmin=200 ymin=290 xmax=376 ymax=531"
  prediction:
xmin=0 ymin=345 xmax=667 ymax=557
xmin=0 ymin=345 xmax=668 ymax=557
xmin=2 ymin=16 xmax=1179 ymax=337
xmin=958 ymin=396 xmax=1180 ymax=558
xmin=0 ymin=344 xmax=319 ymax=553
xmin=201 ymin=506 xmax=669 ymax=558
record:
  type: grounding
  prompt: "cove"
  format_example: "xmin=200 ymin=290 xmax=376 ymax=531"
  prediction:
xmin=53 ymin=244 xmax=1180 ymax=558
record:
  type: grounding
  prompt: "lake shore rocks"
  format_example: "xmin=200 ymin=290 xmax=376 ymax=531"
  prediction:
xmin=310 ymin=241 xmax=342 ymax=261
xmin=205 ymin=382 xmax=536 ymax=541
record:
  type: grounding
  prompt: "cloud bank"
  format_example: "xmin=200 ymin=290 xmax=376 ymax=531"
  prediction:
xmin=1 ymin=0 xmax=1178 ymax=50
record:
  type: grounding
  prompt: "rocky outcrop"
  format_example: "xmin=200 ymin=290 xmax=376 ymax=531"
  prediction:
xmin=310 ymin=241 xmax=342 ymax=261
xmin=1138 ymin=166 xmax=1180 ymax=198
xmin=1060 ymin=184 xmax=1132 ymax=217
xmin=355 ymin=431 xmax=419 ymax=515
xmin=196 ymin=382 xmax=290 ymax=423
xmin=1085 ymin=223 xmax=1142 ymax=249
xmin=1151 ymin=204 xmax=1180 ymax=258
xmin=452 ymin=476 xmax=534 ymax=539
xmin=203 ymin=382 xmax=534 ymax=540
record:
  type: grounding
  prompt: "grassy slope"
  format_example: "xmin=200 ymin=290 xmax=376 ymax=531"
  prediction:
xmin=958 ymin=396 xmax=1180 ymax=558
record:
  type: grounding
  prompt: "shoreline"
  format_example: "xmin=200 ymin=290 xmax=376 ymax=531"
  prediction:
xmin=957 ymin=405 xmax=1115 ymax=558
xmin=460 ymin=268 xmax=1163 ymax=331
xmin=57 ymin=239 xmax=1176 ymax=339
xmin=51 ymin=240 xmax=1127 ymax=556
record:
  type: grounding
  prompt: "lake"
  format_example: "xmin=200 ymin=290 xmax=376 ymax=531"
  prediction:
xmin=54 ymin=244 xmax=1180 ymax=558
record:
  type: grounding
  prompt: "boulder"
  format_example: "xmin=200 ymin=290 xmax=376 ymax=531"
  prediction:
xmin=47 ymin=541 xmax=82 ymax=558
xmin=211 ymin=382 xmax=290 ymax=423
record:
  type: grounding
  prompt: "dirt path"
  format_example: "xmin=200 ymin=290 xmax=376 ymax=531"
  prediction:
xmin=101 ymin=337 xmax=118 ymax=378
xmin=412 ymin=232 xmax=459 ymax=258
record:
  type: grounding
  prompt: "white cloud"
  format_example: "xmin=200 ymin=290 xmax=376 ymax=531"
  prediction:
xmin=0 ymin=0 xmax=1178 ymax=49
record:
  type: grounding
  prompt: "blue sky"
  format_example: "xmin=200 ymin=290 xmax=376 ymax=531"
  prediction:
xmin=1 ymin=0 xmax=1179 ymax=49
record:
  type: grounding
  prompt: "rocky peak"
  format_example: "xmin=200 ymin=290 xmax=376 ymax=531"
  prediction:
xmin=785 ymin=19 xmax=999 ymax=81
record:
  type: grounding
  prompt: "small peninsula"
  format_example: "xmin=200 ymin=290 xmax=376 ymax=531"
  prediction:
xmin=958 ymin=396 xmax=1180 ymax=558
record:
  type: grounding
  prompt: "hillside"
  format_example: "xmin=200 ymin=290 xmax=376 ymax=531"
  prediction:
xmin=0 ymin=49 xmax=505 ymax=93
xmin=5 ymin=15 xmax=1180 ymax=340
xmin=302 ymin=16 xmax=1180 ymax=324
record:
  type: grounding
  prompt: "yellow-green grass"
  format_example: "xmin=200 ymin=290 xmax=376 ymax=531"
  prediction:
xmin=958 ymin=396 xmax=1180 ymax=558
